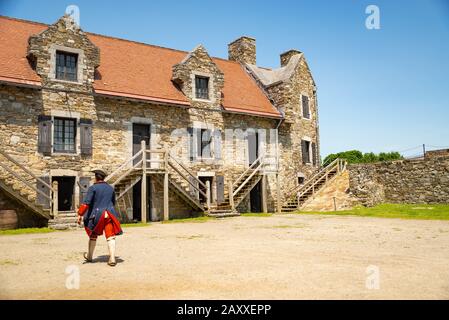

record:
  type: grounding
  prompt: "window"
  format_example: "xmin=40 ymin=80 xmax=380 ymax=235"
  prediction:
xmin=301 ymin=139 xmax=311 ymax=164
xmin=195 ymin=76 xmax=209 ymax=100
xmin=199 ymin=129 xmax=212 ymax=158
xmin=56 ymin=51 xmax=78 ymax=81
xmin=54 ymin=117 xmax=76 ymax=153
xmin=298 ymin=176 xmax=305 ymax=185
xmin=302 ymin=95 xmax=310 ymax=119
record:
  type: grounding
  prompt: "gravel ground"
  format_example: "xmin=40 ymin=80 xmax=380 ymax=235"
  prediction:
xmin=1 ymin=214 xmax=449 ymax=299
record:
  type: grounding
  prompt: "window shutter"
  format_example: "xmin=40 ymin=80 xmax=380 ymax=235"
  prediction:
xmin=196 ymin=128 xmax=202 ymax=158
xmin=38 ymin=115 xmax=52 ymax=155
xmin=216 ymin=175 xmax=225 ymax=203
xmin=80 ymin=119 xmax=93 ymax=156
xmin=302 ymin=96 xmax=310 ymax=119
xmin=188 ymin=127 xmax=195 ymax=161
xmin=301 ymin=140 xmax=308 ymax=164
xmin=213 ymin=129 xmax=222 ymax=160
xmin=202 ymin=129 xmax=212 ymax=158
xmin=79 ymin=176 xmax=91 ymax=204
xmin=312 ymin=142 xmax=317 ymax=166
xmin=36 ymin=176 xmax=51 ymax=209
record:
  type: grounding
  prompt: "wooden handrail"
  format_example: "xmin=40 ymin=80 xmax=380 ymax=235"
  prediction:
xmin=0 ymin=149 xmax=54 ymax=192
xmin=284 ymin=158 xmax=345 ymax=202
xmin=105 ymin=149 xmax=144 ymax=183
xmin=233 ymin=154 xmax=265 ymax=196
xmin=233 ymin=153 xmax=265 ymax=189
xmin=168 ymin=153 xmax=207 ymax=189
xmin=167 ymin=154 xmax=207 ymax=198
xmin=0 ymin=161 xmax=52 ymax=201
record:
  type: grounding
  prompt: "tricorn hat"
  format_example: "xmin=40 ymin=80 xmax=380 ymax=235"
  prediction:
xmin=91 ymin=168 xmax=108 ymax=178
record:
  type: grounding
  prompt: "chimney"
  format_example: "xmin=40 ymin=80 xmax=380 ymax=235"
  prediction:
xmin=280 ymin=49 xmax=302 ymax=67
xmin=228 ymin=36 xmax=256 ymax=65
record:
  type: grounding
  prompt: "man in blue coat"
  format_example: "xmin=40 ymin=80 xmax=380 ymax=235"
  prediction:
xmin=77 ymin=169 xmax=122 ymax=266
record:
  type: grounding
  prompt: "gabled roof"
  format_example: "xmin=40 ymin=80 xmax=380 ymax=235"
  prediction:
xmin=0 ymin=16 xmax=281 ymax=118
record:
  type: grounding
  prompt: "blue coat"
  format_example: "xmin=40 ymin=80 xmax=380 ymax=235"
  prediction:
xmin=82 ymin=181 xmax=119 ymax=232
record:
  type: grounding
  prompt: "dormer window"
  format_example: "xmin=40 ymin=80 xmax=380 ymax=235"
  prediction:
xmin=195 ymin=76 xmax=209 ymax=100
xmin=56 ymin=51 xmax=78 ymax=81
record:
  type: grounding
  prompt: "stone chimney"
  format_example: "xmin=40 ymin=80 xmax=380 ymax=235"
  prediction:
xmin=280 ymin=49 xmax=302 ymax=67
xmin=228 ymin=36 xmax=256 ymax=65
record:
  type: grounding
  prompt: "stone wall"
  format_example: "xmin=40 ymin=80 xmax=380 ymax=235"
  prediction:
xmin=348 ymin=156 xmax=449 ymax=205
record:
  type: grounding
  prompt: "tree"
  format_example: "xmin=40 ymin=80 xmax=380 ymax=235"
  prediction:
xmin=323 ymin=150 xmax=402 ymax=166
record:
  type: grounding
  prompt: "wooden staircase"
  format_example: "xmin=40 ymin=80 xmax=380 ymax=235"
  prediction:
xmin=207 ymin=154 xmax=266 ymax=217
xmin=105 ymin=143 xmax=208 ymax=221
xmin=280 ymin=158 xmax=347 ymax=213
xmin=0 ymin=149 xmax=56 ymax=222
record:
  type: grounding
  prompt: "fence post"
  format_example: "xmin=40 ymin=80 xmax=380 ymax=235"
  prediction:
xmin=52 ymin=181 xmax=58 ymax=218
xmin=206 ymin=180 xmax=211 ymax=210
xmin=141 ymin=140 xmax=147 ymax=223
xmin=163 ymin=171 xmax=169 ymax=221
xmin=229 ymin=181 xmax=234 ymax=210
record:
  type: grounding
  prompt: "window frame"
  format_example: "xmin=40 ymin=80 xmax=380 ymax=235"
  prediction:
xmin=55 ymin=50 xmax=78 ymax=82
xmin=195 ymin=75 xmax=210 ymax=100
xmin=53 ymin=117 xmax=77 ymax=154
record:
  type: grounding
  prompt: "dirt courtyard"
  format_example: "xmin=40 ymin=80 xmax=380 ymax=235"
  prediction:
xmin=1 ymin=214 xmax=449 ymax=299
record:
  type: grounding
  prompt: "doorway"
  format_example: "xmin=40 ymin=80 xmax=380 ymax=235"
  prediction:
xmin=52 ymin=176 xmax=75 ymax=211
xmin=247 ymin=130 xmax=260 ymax=165
xmin=250 ymin=180 xmax=262 ymax=213
xmin=132 ymin=176 xmax=151 ymax=221
xmin=198 ymin=176 xmax=213 ymax=203
xmin=132 ymin=123 xmax=151 ymax=165
xmin=132 ymin=123 xmax=151 ymax=221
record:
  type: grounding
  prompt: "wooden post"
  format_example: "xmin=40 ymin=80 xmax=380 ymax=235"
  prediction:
xmin=52 ymin=181 xmax=58 ymax=218
xmin=163 ymin=171 xmax=169 ymax=221
xmin=206 ymin=180 xmax=211 ymax=210
xmin=141 ymin=140 xmax=147 ymax=223
xmin=229 ymin=181 xmax=234 ymax=210
xmin=276 ymin=173 xmax=281 ymax=214
xmin=261 ymin=175 xmax=268 ymax=213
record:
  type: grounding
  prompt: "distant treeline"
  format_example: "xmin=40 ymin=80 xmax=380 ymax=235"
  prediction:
xmin=323 ymin=150 xmax=403 ymax=166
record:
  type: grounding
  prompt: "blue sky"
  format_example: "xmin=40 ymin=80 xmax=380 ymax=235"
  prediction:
xmin=1 ymin=0 xmax=448 ymax=158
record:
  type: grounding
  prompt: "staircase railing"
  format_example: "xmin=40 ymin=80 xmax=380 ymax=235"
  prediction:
xmin=283 ymin=158 xmax=347 ymax=205
xmin=105 ymin=142 xmax=211 ymax=213
xmin=227 ymin=153 xmax=266 ymax=209
xmin=167 ymin=152 xmax=209 ymax=208
xmin=0 ymin=149 xmax=57 ymax=217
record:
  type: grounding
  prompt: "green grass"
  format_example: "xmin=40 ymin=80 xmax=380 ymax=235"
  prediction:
xmin=121 ymin=222 xmax=151 ymax=228
xmin=0 ymin=227 xmax=55 ymax=236
xmin=161 ymin=216 xmax=212 ymax=224
xmin=241 ymin=213 xmax=273 ymax=217
xmin=296 ymin=203 xmax=449 ymax=220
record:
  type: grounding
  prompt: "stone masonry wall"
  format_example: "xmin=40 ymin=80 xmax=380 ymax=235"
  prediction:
xmin=348 ymin=156 xmax=449 ymax=205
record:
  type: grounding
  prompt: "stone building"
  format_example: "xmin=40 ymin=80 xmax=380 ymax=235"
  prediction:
xmin=0 ymin=15 xmax=322 ymax=228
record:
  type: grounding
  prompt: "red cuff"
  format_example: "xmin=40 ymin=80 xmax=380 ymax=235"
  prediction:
xmin=78 ymin=204 xmax=89 ymax=216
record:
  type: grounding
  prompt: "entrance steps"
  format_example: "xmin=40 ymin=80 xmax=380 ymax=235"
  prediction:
xmin=48 ymin=211 xmax=81 ymax=230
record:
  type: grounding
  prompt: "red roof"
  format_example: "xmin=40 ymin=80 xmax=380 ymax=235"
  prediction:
xmin=0 ymin=16 xmax=281 ymax=118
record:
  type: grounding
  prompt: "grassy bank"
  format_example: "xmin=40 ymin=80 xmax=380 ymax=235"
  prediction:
xmin=297 ymin=203 xmax=449 ymax=220
xmin=0 ymin=227 xmax=55 ymax=236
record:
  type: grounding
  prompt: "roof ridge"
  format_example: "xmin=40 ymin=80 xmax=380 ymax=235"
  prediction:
xmin=0 ymin=15 xmax=239 ymax=65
